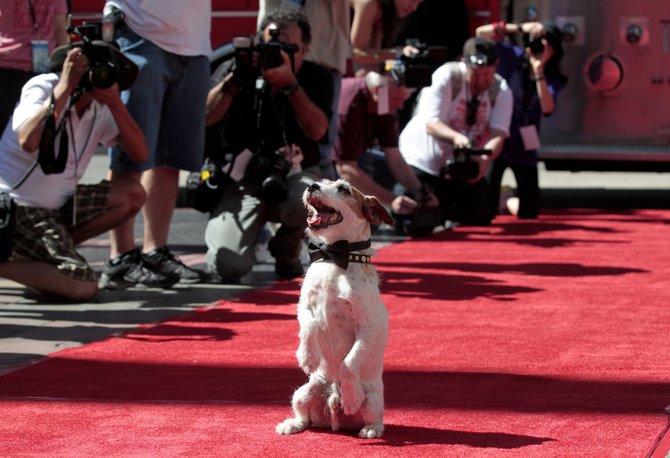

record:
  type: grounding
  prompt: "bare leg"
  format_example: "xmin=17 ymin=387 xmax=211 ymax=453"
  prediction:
xmin=71 ymin=177 xmax=145 ymax=244
xmin=107 ymin=169 xmax=142 ymax=258
xmin=0 ymin=177 xmax=146 ymax=300
xmin=0 ymin=261 xmax=97 ymax=301
xmin=140 ymin=166 xmax=178 ymax=252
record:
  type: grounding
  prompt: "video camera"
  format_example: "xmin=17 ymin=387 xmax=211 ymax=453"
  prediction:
xmin=387 ymin=39 xmax=448 ymax=88
xmin=441 ymin=147 xmax=492 ymax=181
xmin=231 ymin=25 xmax=299 ymax=85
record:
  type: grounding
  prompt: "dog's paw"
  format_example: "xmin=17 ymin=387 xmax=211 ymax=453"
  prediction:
xmin=276 ymin=418 xmax=308 ymax=435
xmin=358 ymin=424 xmax=384 ymax=439
xmin=340 ymin=382 xmax=365 ymax=415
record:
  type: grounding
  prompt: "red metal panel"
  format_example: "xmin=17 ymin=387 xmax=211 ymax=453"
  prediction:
xmin=465 ymin=0 xmax=500 ymax=35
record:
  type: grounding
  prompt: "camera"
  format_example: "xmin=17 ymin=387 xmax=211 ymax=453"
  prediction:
xmin=441 ymin=147 xmax=492 ymax=181
xmin=523 ymin=33 xmax=545 ymax=55
xmin=244 ymin=147 xmax=292 ymax=204
xmin=67 ymin=23 xmax=121 ymax=90
xmin=393 ymin=185 xmax=441 ymax=237
xmin=230 ymin=25 xmax=299 ymax=85
xmin=387 ymin=39 xmax=448 ymax=88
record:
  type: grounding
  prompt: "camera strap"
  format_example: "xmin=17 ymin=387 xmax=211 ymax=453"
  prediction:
xmin=38 ymin=93 xmax=74 ymax=175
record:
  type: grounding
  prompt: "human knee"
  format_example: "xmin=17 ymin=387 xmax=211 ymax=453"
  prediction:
xmin=62 ymin=280 xmax=98 ymax=302
xmin=126 ymin=181 xmax=146 ymax=213
xmin=112 ymin=178 xmax=146 ymax=214
xmin=207 ymin=248 xmax=254 ymax=280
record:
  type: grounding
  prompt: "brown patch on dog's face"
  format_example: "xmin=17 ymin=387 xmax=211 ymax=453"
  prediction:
xmin=303 ymin=180 xmax=392 ymax=237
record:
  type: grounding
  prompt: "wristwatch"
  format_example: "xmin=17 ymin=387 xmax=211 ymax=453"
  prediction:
xmin=281 ymin=83 xmax=301 ymax=96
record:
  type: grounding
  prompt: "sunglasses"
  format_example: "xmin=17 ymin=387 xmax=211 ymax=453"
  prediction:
xmin=466 ymin=97 xmax=480 ymax=126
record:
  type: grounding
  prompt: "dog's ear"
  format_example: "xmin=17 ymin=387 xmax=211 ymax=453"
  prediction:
xmin=362 ymin=196 xmax=394 ymax=225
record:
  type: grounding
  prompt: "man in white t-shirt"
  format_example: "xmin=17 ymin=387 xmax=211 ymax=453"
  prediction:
xmin=0 ymin=43 xmax=148 ymax=300
xmin=399 ymin=37 xmax=513 ymax=226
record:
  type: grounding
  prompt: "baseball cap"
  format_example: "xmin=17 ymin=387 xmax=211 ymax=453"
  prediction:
xmin=463 ymin=37 xmax=498 ymax=68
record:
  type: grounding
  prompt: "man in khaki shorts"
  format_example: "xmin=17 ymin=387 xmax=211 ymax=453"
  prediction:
xmin=0 ymin=41 xmax=147 ymax=301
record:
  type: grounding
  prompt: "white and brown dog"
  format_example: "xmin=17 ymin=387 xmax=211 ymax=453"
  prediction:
xmin=276 ymin=179 xmax=393 ymax=439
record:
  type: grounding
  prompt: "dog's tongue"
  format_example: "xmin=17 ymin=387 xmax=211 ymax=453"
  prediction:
xmin=308 ymin=210 xmax=337 ymax=226
xmin=308 ymin=213 xmax=323 ymax=226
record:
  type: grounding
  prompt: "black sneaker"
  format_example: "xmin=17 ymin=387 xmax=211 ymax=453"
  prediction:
xmin=142 ymin=246 xmax=204 ymax=284
xmin=99 ymin=249 xmax=140 ymax=290
xmin=268 ymin=238 xmax=304 ymax=280
xmin=100 ymin=249 xmax=179 ymax=290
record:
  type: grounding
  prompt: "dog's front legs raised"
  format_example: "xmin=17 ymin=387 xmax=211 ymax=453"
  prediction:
xmin=295 ymin=306 xmax=321 ymax=374
xmin=338 ymin=323 xmax=385 ymax=413
xmin=339 ymin=338 xmax=367 ymax=415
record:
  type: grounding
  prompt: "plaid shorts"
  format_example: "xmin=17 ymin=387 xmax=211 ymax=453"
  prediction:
xmin=11 ymin=181 xmax=111 ymax=281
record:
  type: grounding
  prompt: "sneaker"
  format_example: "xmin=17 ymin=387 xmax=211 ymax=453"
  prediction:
xmin=99 ymin=249 xmax=139 ymax=290
xmin=142 ymin=246 xmax=204 ymax=284
xmin=100 ymin=249 xmax=179 ymax=290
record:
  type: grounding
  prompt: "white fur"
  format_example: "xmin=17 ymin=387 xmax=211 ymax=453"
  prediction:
xmin=276 ymin=179 xmax=392 ymax=439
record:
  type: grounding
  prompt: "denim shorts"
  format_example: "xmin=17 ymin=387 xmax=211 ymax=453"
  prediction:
xmin=110 ymin=26 xmax=210 ymax=173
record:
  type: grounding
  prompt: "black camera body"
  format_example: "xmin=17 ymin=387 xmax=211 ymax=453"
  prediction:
xmin=68 ymin=23 xmax=121 ymax=90
xmin=244 ymin=147 xmax=292 ymax=204
xmin=389 ymin=39 xmax=448 ymax=88
xmin=441 ymin=147 xmax=492 ymax=181
xmin=393 ymin=185 xmax=441 ymax=237
xmin=231 ymin=26 xmax=299 ymax=85
xmin=81 ymin=41 xmax=120 ymax=90
xmin=523 ymin=33 xmax=545 ymax=55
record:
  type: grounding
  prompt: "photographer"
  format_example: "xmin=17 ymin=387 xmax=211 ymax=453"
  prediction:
xmin=204 ymin=9 xmax=333 ymax=282
xmin=333 ymin=71 xmax=438 ymax=231
xmin=399 ymin=37 xmax=513 ymax=226
xmin=0 ymin=42 xmax=148 ymax=301
xmin=476 ymin=21 xmax=567 ymax=219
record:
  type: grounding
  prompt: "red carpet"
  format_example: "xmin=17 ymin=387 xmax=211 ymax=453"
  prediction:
xmin=1 ymin=209 xmax=670 ymax=457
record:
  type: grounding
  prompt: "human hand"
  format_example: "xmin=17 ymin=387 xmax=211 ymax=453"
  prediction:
xmin=424 ymin=191 xmax=439 ymax=208
xmin=529 ymin=41 xmax=554 ymax=73
xmin=522 ymin=21 xmax=544 ymax=38
xmin=261 ymin=51 xmax=298 ymax=91
xmin=391 ymin=194 xmax=419 ymax=215
xmin=92 ymin=83 xmax=121 ymax=107
xmin=60 ymin=47 xmax=89 ymax=92
xmin=278 ymin=143 xmax=303 ymax=167
xmin=401 ymin=44 xmax=421 ymax=58
xmin=453 ymin=132 xmax=471 ymax=149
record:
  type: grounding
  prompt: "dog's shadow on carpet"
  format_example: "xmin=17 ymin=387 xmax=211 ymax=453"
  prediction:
xmin=365 ymin=424 xmax=555 ymax=449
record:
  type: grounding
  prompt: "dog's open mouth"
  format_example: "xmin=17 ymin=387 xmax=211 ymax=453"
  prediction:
xmin=306 ymin=196 xmax=343 ymax=229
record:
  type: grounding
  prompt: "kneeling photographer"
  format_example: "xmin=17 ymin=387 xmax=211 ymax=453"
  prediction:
xmin=333 ymin=71 xmax=438 ymax=237
xmin=399 ymin=37 xmax=513 ymax=227
xmin=203 ymin=9 xmax=333 ymax=282
xmin=0 ymin=28 xmax=148 ymax=301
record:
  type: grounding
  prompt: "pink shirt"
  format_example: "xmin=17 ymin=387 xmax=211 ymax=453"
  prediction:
xmin=0 ymin=0 xmax=68 ymax=71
